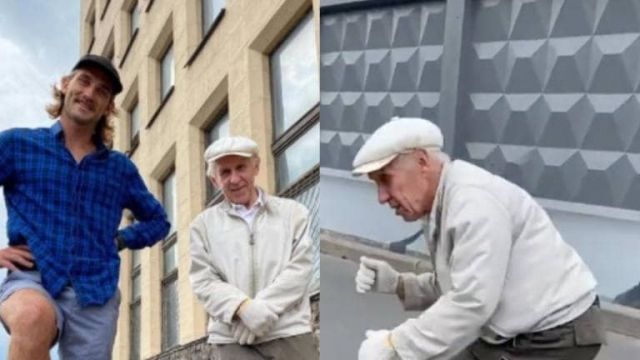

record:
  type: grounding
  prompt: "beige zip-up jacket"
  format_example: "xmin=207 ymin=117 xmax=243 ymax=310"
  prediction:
xmin=189 ymin=192 xmax=313 ymax=344
xmin=391 ymin=160 xmax=597 ymax=360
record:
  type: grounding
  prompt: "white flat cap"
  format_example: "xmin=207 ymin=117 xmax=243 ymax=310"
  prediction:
xmin=352 ymin=117 xmax=443 ymax=175
xmin=204 ymin=136 xmax=259 ymax=163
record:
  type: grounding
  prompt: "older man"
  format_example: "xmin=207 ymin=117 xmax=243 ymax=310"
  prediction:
xmin=353 ymin=117 xmax=605 ymax=360
xmin=189 ymin=136 xmax=318 ymax=359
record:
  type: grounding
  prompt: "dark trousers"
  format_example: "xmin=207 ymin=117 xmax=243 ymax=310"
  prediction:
xmin=214 ymin=333 xmax=318 ymax=360
xmin=453 ymin=300 xmax=605 ymax=360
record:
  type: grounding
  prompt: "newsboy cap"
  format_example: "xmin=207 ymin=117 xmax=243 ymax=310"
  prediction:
xmin=352 ymin=117 xmax=443 ymax=175
xmin=73 ymin=54 xmax=123 ymax=95
xmin=204 ymin=136 xmax=259 ymax=164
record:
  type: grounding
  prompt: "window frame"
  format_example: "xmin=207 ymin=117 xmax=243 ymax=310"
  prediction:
xmin=186 ymin=0 xmax=226 ymax=66
xmin=204 ymin=109 xmax=230 ymax=207
xmin=147 ymin=41 xmax=175 ymax=128
xmin=161 ymin=232 xmax=179 ymax=350
xmin=100 ymin=0 xmax=111 ymax=20
xmin=129 ymin=100 xmax=140 ymax=154
xmin=269 ymin=11 xmax=319 ymax=193
xmin=120 ymin=0 xmax=140 ymax=67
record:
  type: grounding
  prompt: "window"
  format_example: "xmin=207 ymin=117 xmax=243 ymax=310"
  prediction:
xmin=205 ymin=111 xmax=230 ymax=204
xmin=87 ymin=10 xmax=96 ymax=52
xmin=101 ymin=0 xmax=111 ymax=20
xmin=129 ymin=248 xmax=141 ymax=360
xmin=106 ymin=44 xmax=115 ymax=63
xmin=271 ymin=12 xmax=319 ymax=191
xmin=103 ymin=31 xmax=115 ymax=63
xmin=270 ymin=11 xmax=320 ymax=294
xmin=161 ymin=172 xmax=179 ymax=350
xmin=202 ymin=0 xmax=224 ymax=36
xmin=147 ymin=19 xmax=173 ymax=126
xmin=130 ymin=100 xmax=140 ymax=152
xmin=119 ymin=0 xmax=140 ymax=67
xmin=130 ymin=0 xmax=139 ymax=38
xmin=161 ymin=44 xmax=174 ymax=101
xmin=271 ymin=12 xmax=319 ymax=140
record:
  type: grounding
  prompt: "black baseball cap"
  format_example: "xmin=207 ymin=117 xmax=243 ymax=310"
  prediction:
xmin=72 ymin=54 xmax=123 ymax=95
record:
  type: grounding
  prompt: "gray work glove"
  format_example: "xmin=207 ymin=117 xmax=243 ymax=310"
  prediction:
xmin=236 ymin=299 xmax=278 ymax=337
xmin=355 ymin=256 xmax=399 ymax=294
xmin=232 ymin=322 xmax=256 ymax=345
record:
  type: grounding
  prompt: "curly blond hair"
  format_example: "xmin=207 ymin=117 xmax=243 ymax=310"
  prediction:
xmin=45 ymin=73 xmax=119 ymax=146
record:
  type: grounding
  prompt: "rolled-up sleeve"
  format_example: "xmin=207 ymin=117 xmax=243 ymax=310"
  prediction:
xmin=119 ymin=162 xmax=170 ymax=249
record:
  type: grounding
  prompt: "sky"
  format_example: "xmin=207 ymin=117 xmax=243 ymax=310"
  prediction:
xmin=0 ymin=1 xmax=80 ymax=357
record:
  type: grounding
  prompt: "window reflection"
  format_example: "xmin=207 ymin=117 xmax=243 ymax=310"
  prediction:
xmin=276 ymin=123 xmax=319 ymax=190
xmin=161 ymin=45 xmax=174 ymax=100
xmin=271 ymin=13 xmax=318 ymax=137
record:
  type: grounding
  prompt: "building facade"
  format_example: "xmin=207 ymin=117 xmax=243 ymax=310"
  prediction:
xmin=320 ymin=0 xmax=640 ymax=356
xmin=80 ymin=0 xmax=320 ymax=358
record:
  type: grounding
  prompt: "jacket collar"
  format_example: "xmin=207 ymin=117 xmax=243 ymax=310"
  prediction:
xmin=426 ymin=160 xmax=450 ymax=225
xmin=220 ymin=187 xmax=272 ymax=213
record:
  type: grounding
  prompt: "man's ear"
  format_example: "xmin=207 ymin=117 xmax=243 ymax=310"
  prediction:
xmin=253 ymin=156 xmax=260 ymax=174
xmin=416 ymin=149 xmax=430 ymax=171
xmin=61 ymin=75 xmax=72 ymax=95
xmin=104 ymin=100 xmax=115 ymax=117
xmin=209 ymin=175 xmax=220 ymax=189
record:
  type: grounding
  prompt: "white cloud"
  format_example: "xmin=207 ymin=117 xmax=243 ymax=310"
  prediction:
xmin=0 ymin=37 xmax=57 ymax=130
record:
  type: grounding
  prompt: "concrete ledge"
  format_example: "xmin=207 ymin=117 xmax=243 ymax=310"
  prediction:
xmin=320 ymin=228 xmax=431 ymax=273
xmin=321 ymin=228 xmax=640 ymax=339
xmin=147 ymin=295 xmax=320 ymax=359
xmin=602 ymin=302 xmax=640 ymax=339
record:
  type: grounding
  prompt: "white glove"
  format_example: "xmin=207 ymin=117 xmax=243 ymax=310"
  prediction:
xmin=236 ymin=299 xmax=278 ymax=337
xmin=231 ymin=322 xmax=256 ymax=345
xmin=358 ymin=330 xmax=397 ymax=360
xmin=356 ymin=256 xmax=399 ymax=294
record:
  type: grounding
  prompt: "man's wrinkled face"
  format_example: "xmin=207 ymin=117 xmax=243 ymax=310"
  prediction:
xmin=368 ymin=151 xmax=437 ymax=222
xmin=61 ymin=67 xmax=114 ymax=127
xmin=210 ymin=155 xmax=259 ymax=207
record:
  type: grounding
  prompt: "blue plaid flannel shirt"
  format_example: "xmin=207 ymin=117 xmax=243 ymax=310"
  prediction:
xmin=0 ymin=122 xmax=170 ymax=306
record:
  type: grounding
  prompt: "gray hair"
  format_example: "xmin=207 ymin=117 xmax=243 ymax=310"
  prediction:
xmin=206 ymin=154 xmax=260 ymax=178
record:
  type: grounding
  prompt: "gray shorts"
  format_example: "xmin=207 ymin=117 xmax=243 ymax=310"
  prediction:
xmin=0 ymin=270 xmax=120 ymax=360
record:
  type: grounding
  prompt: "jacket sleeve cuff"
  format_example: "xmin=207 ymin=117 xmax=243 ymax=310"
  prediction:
xmin=223 ymin=296 xmax=250 ymax=324
xmin=399 ymin=273 xmax=433 ymax=311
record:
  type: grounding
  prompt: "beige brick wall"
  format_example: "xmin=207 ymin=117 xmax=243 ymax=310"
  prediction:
xmin=81 ymin=0 xmax=319 ymax=358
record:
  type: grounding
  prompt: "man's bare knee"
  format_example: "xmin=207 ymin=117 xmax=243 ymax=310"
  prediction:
xmin=0 ymin=289 xmax=57 ymax=339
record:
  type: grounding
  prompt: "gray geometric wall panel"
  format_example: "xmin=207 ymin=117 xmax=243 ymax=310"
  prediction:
xmin=320 ymin=1 xmax=446 ymax=171
xmin=322 ymin=0 xmax=640 ymax=211
xmin=463 ymin=0 xmax=640 ymax=210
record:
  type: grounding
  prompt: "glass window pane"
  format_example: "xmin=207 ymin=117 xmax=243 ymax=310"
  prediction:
xmin=292 ymin=182 xmax=319 ymax=294
xmin=202 ymin=0 xmax=224 ymax=36
xmin=161 ymin=45 xmax=174 ymax=100
xmin=163 ymin=243 xmax=177 ymax=276
xmin=207 ymin=112 xmax=230 ymax=145
xmin=131 ymin=249 xmax=140 ymax=268
xmin=130 ymin=102 xmax=140 ymax=139
xmin=162 ymin=279 xmax=180 ymax=350
xmin=131 ymin=273 xmax=141 ymax=301
xmin=130 ymin=1 xmax=139 ymax=37
xmin=129 ymin=302 xmax=141 ymax=360
xmin=276 ymin=122 xmax=319 ymax=190
xmin=163 ymin=172 xmax=176 ymax=235
xmin=271 ymin=12 xmax=318 ymax=138
xmin=205 ymin=112 xmax=230 ymax=202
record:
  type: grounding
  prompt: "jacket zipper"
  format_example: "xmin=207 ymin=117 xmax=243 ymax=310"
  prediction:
xmin=248 ymin=205 xmax=267 ymax=298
